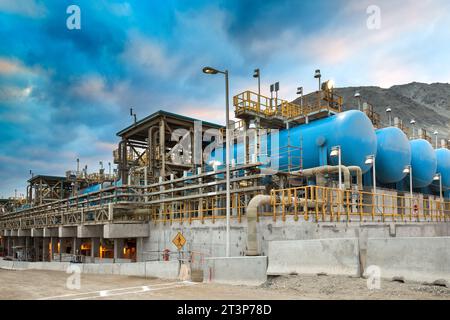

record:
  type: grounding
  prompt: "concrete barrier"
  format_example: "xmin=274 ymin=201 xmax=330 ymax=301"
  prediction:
xmin=203 ymin=256 xmax=268 ymax=286
xmin=366 ymin=237 xmax=450 ymax=283
xmin=119 ymin=262 xmax=146 ymax=277
xmin=267 ymin=238 xmax=360 ymax=276
xmin=145 ymin=261 xmax=179 ymax=279
xmin=0 ymin=258 xmax=179 ymax=280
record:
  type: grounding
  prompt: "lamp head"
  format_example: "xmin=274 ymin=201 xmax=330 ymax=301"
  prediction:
xmin=330 ymin=146 xmax=340 ymax=157
xmin=314 ymin=69 xmax=321 ymax=78
xmin=202 ymin=66 xmax=219 ymax=74
xmin=365 ymin=155 xmax=375 ymax=165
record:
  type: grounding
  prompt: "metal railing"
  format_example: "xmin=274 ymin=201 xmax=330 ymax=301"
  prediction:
xmin=233 ymin=90 xmax=304 ymax=119
xmin=0 ymin=164 xmax=263 ymax=229
xmin=2 ymin=181 xmax=448 ymax=229
xmin=269 ymin=185 xmax=450 ymax=222
xmin=234 ymin=90 xmax=342 ymax=121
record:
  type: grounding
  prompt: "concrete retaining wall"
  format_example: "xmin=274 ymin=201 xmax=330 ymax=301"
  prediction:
xmin=143 ymin=218 xmax=450 ymax=258
xmin=203 ymin=256 xmax=267 ymax=286
xmin=267 ymin=238 xmax=360 ymax=276
xmin=366 ymin=237 xmax=450 ymax=283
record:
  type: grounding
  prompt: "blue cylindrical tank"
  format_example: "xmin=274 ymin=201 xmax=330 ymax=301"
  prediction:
xmin=409 ymin=139 xmax=437 ymax=188
xmin=208 ymin=110 xmax=377 ymax=174
xmin=375 ymin=127 xmax=411 ymax=184
xmin=432 ymin=148 xmax=450 ymax=191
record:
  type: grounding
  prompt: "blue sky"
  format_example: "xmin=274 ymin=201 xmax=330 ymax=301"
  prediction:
xmin=1 ymin=0 xmax=449 ymax=197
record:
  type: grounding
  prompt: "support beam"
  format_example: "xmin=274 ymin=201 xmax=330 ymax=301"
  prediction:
xmin=77 ymin=225 xmax=103 ymax=238
xmin=103 ymin=223 xmax=149 ymax=239
xmin=58 ymin=226 xmax=77 ymax=238
xmin=31 ymin=228 xmax=43 ymax=237
xmin=17 ymin=229 xmax=31 ymax=237
xmin=43 ymin=227 xmax=58 ymax=238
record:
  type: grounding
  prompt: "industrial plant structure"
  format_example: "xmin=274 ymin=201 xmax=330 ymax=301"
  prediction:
xmin=1 ymin=75 xmax=449 ymax=268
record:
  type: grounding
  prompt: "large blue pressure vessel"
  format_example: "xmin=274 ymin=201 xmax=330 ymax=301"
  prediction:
xmin=375 ymin=127 xmax=411 ymax=184
xmin=209 ymin=110 xmax=377 ymax=174
xmin=432 ymin=148 xmax=450 ymax=192
xmin=409 ymin=139 xmax=437 ymax=188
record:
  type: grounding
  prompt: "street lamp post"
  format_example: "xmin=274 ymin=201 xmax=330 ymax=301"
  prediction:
xmin=433 ymin=173 xmax=443 ymax=203
xmin=314 ymin=69 xmax=321 ymax=92
xmin=330 ymin=146 xmax=342 ymax=189
xmin=203 ymin=66 xmax=231 ymax=257
xmin=365 ymin=155 xmax=377 ymax=212
xmin=297 ymin=86 xmax=303 ymax=108
xmin=386 ymin=107 xmax=392 ymax=126
xmin=403 ymin=165 xmax=413 ymax=204
xmin=355 ymin=92 xmax=361 ymax=111
xmin=410 ymin=120 xmax=416 ymax=139
xmin=365 ymin=155 xmax=376 ymax=194
xmin=433 ymin=131 xmax=438 ymax=149
xmin=253 ymin=69 xmax=260 ymax=111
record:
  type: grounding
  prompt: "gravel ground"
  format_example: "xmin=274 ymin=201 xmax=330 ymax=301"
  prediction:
xmin=261 ymin=274 xmax=450 ymax=300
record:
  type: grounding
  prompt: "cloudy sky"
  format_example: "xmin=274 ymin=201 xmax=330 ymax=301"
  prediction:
xmin=0 ymin=0 xmax=449 ymax=197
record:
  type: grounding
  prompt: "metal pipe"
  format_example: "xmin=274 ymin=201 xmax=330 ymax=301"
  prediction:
xmin=246 ymin=195 xmax=272 ymax=256
xmin=291 ymin=165 xmax=351 ymax=189
xmin=224 ymin=70 xmax=231 ymax=257
xmin=347 ymin=166 xmax=363 ymax=190
xmin=245 ymin=194 xmax=325 ymax=256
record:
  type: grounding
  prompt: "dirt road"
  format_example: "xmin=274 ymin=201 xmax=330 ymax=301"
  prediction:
xmin=0 ymin=269 xmax=449 ymax=300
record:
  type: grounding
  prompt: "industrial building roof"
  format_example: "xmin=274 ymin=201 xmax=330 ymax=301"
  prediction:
xmin=27 ymin=175 xmax=67 ymax=184
xmin=116 ymin=110 xmax=224 ymax=137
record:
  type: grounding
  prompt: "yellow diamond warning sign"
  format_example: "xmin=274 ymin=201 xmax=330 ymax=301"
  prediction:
xmin=172 ymin=232 xmax=186 ymax=250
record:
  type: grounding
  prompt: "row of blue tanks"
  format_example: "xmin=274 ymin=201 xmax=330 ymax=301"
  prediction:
xmin=209 ymin=110 xmax=450 ymax=198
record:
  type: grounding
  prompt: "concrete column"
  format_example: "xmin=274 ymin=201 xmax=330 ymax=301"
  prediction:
xmin=136 ymin=237 xmax=143 ymax=262
xmin=25 ymin=237 xmax=31 ymax=261
xmin=51 ymin=237 xmax=58 ymax=261
xmin=42 ymin=238 xmax=50 ymax=262
xmin=72 ymin=237 xmax=79 ymax=255
xmin=33 ymin=237 xmax=40 ymax=262
xmin=113 ymin=238 xmax=124 ymax=261
xmin=12 ymin=237 xmax=16 ymax=259
xmin=91 ymin=237 xmax=100 ymax=259
xmin=7 ymin=237 xmax=12 ymax=257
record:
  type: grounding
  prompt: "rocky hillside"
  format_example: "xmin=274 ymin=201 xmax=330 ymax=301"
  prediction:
xmin=294 ymin=82 xmax=450 ymax=140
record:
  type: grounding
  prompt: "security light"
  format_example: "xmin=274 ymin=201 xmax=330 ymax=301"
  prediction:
xmin=202 ymin=66 xmax=219 ymax=74
xmin=330 ymin=146 xmax=340 ymax=157
xmin=365 ymin=155 xmax=375 ymax=165
xmin=314 ymin=69 xmax=321 ymax=78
